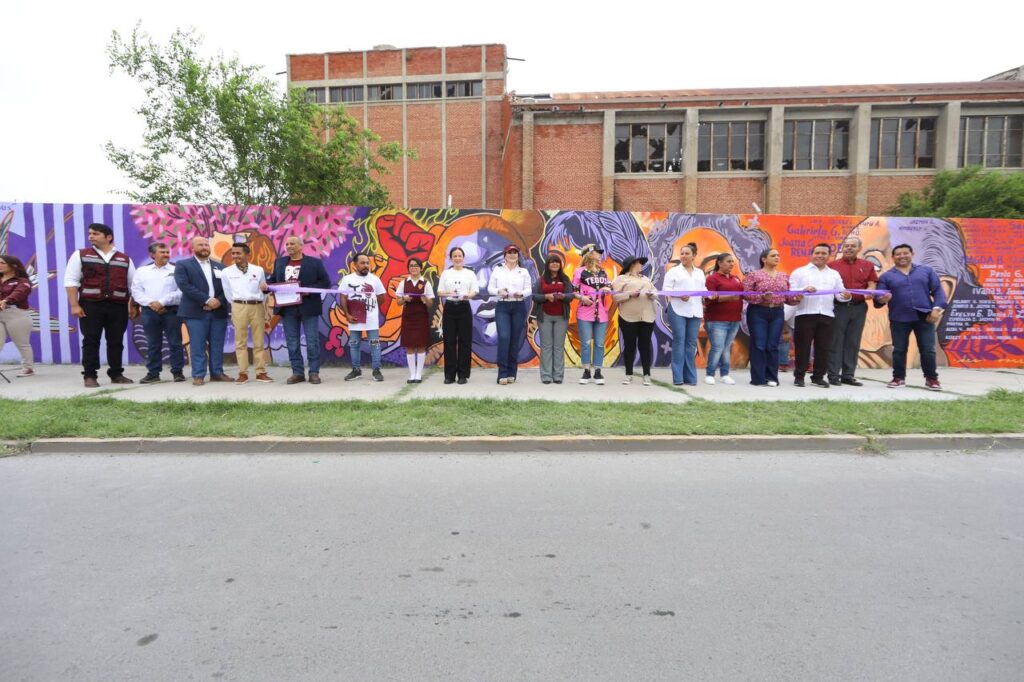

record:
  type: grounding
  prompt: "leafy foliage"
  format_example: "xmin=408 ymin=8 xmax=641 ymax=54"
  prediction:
xmin=889 ymin=166 xmax=1024 ymax=219
xmin=106 ymin=25 xmax=410 ymax=206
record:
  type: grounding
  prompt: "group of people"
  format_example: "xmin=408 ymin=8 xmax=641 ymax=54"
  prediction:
xmin=1 ymin=223 xmax=949 ymax=391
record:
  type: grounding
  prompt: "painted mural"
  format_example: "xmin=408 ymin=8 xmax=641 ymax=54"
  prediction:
xmin=1 ymin=202 xmax=1022 ymax=369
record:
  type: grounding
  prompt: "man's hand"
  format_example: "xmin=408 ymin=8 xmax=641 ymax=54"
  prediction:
xmin=207 ymin=298 xmax=221 ymax=310
xmin=149 ymin=301 xmax=165 ymax=313
xmin=927 ymin=309 xmax=943 ymax=325
xmin=71 ymin=303 xmax=86 ymax=318
xmin=877 ymin=292 xmax=892 ymax=303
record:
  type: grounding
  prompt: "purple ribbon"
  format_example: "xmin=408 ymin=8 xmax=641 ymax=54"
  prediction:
xmin=269 ymin=284 xmax=879 ymax=299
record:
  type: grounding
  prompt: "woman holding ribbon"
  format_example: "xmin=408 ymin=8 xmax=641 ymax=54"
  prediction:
xmin=436 ymin=247 xmax=479 ymax=385
xmin=703 ymin=253 xmax=744 ymax=385
xmin=663 ymin=242 xmax=705 ymax=386
xmin=488 ymin=244 xmax=533 ymax=386
xmin=532 ymin=253 xmax=576 ymax=384
xmin=612 ymin=255 xmax=658 ymax=385
xmin=394 ymin=257 xmax=434 ymax=384
xmin=743 ymin=248 xmax=799 ymax=387
xmin=572 ymin=244 xmax=613 ymax=385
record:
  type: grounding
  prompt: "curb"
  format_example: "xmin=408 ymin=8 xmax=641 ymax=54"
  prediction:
xmin=19 ymin=434 xmax=1024 ymax=455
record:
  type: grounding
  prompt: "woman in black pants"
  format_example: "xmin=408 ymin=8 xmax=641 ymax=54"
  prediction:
xmin=436 ymin=247 xmax=479 ymax=384
xmin=612 ymin=255 xmax=658 ymax=385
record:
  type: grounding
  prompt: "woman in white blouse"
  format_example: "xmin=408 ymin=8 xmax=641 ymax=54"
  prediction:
xmin=663 ymin=242 xmax=706 ymax=386
xmin=487 ymin=244 xmax=533 ymax=385
xmin=436 ymin=247 xmax=479 ymax=384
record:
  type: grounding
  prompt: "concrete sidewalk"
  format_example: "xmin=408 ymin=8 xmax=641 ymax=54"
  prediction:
xmin=2 ymin=363 xmax=1022 ymax=403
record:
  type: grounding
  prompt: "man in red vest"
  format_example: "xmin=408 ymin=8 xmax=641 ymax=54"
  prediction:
xmin=64 ymin=222 xmax=137 ymax=387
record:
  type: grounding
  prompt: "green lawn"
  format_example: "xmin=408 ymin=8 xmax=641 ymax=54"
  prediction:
xmin=2 ymin=390 xmax=1022 ymax=440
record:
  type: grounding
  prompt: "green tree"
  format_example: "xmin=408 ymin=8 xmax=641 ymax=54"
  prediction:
xmin=105 ymin=26 xmax=410 ymax=206
xmin=888 ymin=166 xmax=1024 ymax=219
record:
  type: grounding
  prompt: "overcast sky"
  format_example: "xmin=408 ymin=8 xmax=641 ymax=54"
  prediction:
xmin=2 ymin=0 xmax=1020 ymax=204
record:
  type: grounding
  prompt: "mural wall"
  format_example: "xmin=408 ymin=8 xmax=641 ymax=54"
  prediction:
xmin=2 ymin=202 xmax=1022 ymax=369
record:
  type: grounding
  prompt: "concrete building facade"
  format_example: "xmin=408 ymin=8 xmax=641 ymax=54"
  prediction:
xmin=288 ymin=45 xmax=1024 ymax=214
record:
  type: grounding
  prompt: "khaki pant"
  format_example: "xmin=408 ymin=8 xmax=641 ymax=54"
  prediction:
xmin=231 ymin=302 xmax=266 ymax=373
xmin=0 ymin=307 xmax=33 ymax=370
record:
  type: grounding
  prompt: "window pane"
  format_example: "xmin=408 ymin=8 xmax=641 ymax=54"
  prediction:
xmin=698 ymin=123 xmax=711 ymax=171
xmin=615 ymin=124 xmax=629 ymax=172
xmin=985 ymin=121 xmax=1004 ymax=167
xmin=666 ymin=123 xmax=682 ymax=172
xmin=966 ymin=118 xmax=984 ymax=165
xmin=880 ymin=120 xmax=898 ymax=168
xmin=958 ymin=117 xmax=967 ymax=167
xmin=649 ymin=124 xmax=666 ymax=172
xmin=712 ymin=124 xmax=729 ymax=171
xmin=870 ymin=120 xmax=879 ymax=168
xmin=782 ymin=121 xmax=794 ymax=170
xmin=813 ymin=125 xmax=830 ymax=170
xmin=833 ymin=121 xmax=849 ymax=169
xmin=729 ymin=121 xmax=747 ymax=170
xmin=471 ymin=81 xmax=482 ymax=96
xmin=748 ymin=121 xmax=764 ymax=166
xmin=1007 ymin=123 xmax=1023 ymax=167
xmin=899 ymin=119 xmax=918 ymax=169
xmin=795 ymin=123 xmax=812 ymax=170
xmin=631 ymin=124 xmax=647 ymax=172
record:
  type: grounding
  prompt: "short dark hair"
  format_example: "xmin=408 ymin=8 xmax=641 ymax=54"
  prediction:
xmin=892 ymin=243 xmax=914 ymax=255
xmin=408 ymin=257 xmax=422 ymax=269
xmin=88 ymin=222 xmax=113 ymax=238
xmin=759 ymin=248 xmax=777 ymax=268
xmin=147 ymin=242 xmax=167 ymax=255
xmin=231 ymin=243 xmax=251 ymax=254
xmin=351 ymin=252 xmax=370 ymax=263
xmin=448 ymin=246 xmax=465 ymax=258
xmin=812 ymin=243 xmax=831 ymax=254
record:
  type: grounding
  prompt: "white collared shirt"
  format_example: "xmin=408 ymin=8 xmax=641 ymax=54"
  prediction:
xmin=487 ymin=265 xmax=532 ymax=301
xmin=131 ymin=262 xmax=181 ymax=306
xmin=196 ymin=258 xmax=215 ymax=298
xmin=789 ymin=262 xmax=846 ymax=317
xmin=222 ymin=263 xmax=267 ymax=302
xmin=663 ymin=264 xmax=706 ymax=317
xmin=63 ymin=247 xmax=136 ymax=287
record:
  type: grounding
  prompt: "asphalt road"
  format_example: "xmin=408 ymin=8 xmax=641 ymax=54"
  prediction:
xmin=1 ymin=451 xmax=1022 ymax=681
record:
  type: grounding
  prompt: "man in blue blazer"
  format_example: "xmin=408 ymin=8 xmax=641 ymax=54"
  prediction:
xmin=174 ymin=236 xmax=232 ymax=385
xmin=267 ymin=236 xmax=331 ymax=384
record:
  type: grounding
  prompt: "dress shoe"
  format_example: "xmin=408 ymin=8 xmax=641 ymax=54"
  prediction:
xmin=255 ymin=373 xmax=273 ymax=383
xmin=309 ymin=373 xmax=321 ymax=385
xmin=794 ymin=378 xmax=806 ymax=387
xmin=110 ymin=375 xmax=134 ymax=384
xmin=841 ymin=378 xmax=863 ymax=387
xmin=457 ymin=377 xmax=467 ymax=385
xmin=192 ymin=377 xmax=205 ymax=386
xmin=84 ymin=376 xmax=100 ymax=388
xmin=287 ymin=374 xmax=306 ymax=385
xmin=236 ymin=372 xmax=249 ymax=384
xmin=828 ymin=377 xmax=842 ymax=386
xmin=210 ymin=374 xmax=234 ymax=382
xmin=810 ymin=377 xmax=830 ymax=388
xmin=140 ymin=374 xmax=161 ymax=384
xmin=444 ymin=378 xmax=455 ymax=384
xmin=172 ymin=373 xmax=186 ymax=382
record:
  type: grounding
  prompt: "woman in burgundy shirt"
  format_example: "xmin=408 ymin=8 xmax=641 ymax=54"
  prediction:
xmin=703 ymin=253 xmax=744 ymax=385
xmin=0 ymin=255 xmax=34 ymax=376
xmin=532 ymin=253 xmax=575 ymax=384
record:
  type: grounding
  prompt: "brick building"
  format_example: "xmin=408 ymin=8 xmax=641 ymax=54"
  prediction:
xmin=288 ymin=45 xmax=1024 ymax=214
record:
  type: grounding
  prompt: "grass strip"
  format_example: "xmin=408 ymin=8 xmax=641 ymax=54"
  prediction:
xmin=1 ymin=390 xmax=1022 ymax=440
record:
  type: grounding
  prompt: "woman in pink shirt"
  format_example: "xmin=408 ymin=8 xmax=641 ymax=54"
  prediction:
xmin=572 ymin=244 xmax=612 ymax=385
xmin=742 ymin=248 xmax=798 ymax=387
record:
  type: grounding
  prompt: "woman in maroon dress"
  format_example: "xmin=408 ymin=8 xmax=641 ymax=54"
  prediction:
xmin=394 ymin=257 xmax=435 ymax=383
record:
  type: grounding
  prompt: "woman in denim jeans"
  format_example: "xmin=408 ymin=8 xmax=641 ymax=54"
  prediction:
xmin=572 ymin=245 xmax=612 ymax=385
xmin=703 ymin=253 xmax=744 ymax=385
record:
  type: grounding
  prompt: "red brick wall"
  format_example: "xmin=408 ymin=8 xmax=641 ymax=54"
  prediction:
xmin=485 ymin=101 xmax=504 ymax=208
xmin=780 ymin=177 xmax=855 ymax=215
xmin=405 ymin=104 xmax=443 ymax=208
xmin=503 ymin=125 xmax=523 ymax=208
xmin=867 ymin=175 xmax=934 ymax=214
xmin=485 ymin=79 xmax=504 ymax=96
xmin=367 ymin=106 xmax=405 ymax=204
xmin=486 ymin=45 xmax=505 ymax=73
xmin=447 ymin=102 xmax=484 ymax=208
xmin=614 ymin=178 xmax=685 ymax=211
xmin=533 ymin=123 xmax=603 ymax=210
xmin=406 ymin=48 xmax=442 ymax=76
xmin=446 ymin=46 xmax=481 ymax=74
xmin=289 ymin=55 xmax=324 ymax=82
xmin=327 ymin=53 xmax=362 ymax=79
xmin=696 ymin=177 xmax=765 ymax=213
xmin=366 ymin=50 xmax=402 ymax=78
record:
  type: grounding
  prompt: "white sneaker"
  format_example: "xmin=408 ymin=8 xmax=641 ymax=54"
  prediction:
xmin=642 ymin=375 xmax=651 ymax=386
xmin=766 ymin=380 xmax=778 ymax=387
xmin=704 ymin=376 xmax=715 ymax=385
xmin=622 ymin=375 xmax=633 ymax=385
xmin=721 ymin=376 xmax=735 ymax=385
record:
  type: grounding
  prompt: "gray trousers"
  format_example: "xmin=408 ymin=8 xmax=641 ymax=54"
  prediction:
xmin=0 ymin=307 xmax=34 ymax=370
xmin=828 ymin=301 xmax=867 ymax=381
xmin=539 ymin=315 xmax=568 ymax=382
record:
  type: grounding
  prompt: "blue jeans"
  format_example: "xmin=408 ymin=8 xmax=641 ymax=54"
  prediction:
xmin=495 ymin=300 xmax=528 ymax=380
xmin=349 ymin=328 xmax=381 ymax=371
xmin=282 ymin=311 xmax=321 ymax=376
xmin=746 ymin=304 xmax=784 ymax=385
xmin=890 ymin=315 xmax=938 ymax=380
xmin=577 ymin=318 xmax=608 ymax=367
xmin=668 ymin=309 xmax=701 ymax=385
xmin=706 ymin=320 xmax=740 ymax=378
xmin=184 ymin=316 xmax=227 ymax=379
xmin=140 ymin=307 xmax=184 ymax=376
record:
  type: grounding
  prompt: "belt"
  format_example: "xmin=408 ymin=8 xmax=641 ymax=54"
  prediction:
xmin=233 ymin=300 xmax=263 ymax=305
xmin=752 ymin=303 xmax=783 ymax=309
xmin=835 ymin=300 xmax=866 ymax=306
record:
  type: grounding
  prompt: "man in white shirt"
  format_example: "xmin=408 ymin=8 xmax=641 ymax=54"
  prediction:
xmin=789 ymin=243 xmax=848 ymax=388
xmin=340 ymin=253 xmax=387 ymax=382
xmin=63 ymin=222 xmax=137 ymax=387
xmin=131 ymin=242 xmax=184 ymax=383
xmin=221 ymin=243 xmax=272 ymax=384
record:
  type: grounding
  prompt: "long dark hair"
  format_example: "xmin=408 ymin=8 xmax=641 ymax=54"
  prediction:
xmin=542 ymin=253 xmax=568 ymax=284
xmin=0 ymin=255 xmax=28 ymax=279
xmin=713 ymin=253 xmax=734 ymax=274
